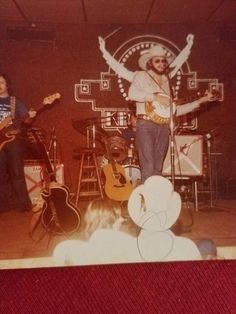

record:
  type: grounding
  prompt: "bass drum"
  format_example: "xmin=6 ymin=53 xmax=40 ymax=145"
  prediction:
xmin=123 ymin=165 xmax=141 ymax=188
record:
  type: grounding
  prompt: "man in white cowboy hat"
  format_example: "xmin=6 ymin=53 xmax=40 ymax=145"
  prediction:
xmin=129 ymin=42 xmax=218 ymax=183
xmin=98 ymin=35 xmax=216 ymax=183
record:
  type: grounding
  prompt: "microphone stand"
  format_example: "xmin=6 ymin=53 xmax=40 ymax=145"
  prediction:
xmin=200 ymin=133 xmax=224 ymax=212
xmin=52 ymin=133 xmax=58 ymax=175
xmin=167 ymin=73 xmax=176 ymax=188
xmin=177 ymin=126 xmax=224 ymax=213
xmin=166 ymin=72 xmax=193 ymax=234
xmin=86 ymin=123 xmax=96 ymax=149
xmin=47 ymin=127 xmax=58 ymax=176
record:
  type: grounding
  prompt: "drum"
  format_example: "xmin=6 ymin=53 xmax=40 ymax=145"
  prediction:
xmin=124 ymin=142 xmax=139 ymax=165
xmin=107 ymin=135 xmax=128 ymax=163
xmin=123 ymin=165 xmax=141 ymax=188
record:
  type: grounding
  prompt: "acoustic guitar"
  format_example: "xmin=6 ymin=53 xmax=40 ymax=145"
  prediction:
xmin=102 ymin=137 xmax=133 ymax=202
xmin=0 ymin=93 xmax=61 ymax=151
xmin=29 ymin=129 xmax=81 ymax=235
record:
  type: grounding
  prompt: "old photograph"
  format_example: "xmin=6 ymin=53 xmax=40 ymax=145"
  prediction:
xmin=0 ymin=0 xmax=236 ymax=269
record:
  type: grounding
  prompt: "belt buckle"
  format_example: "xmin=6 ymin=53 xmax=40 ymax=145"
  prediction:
xmin=142 ymin=115 xmax=150 ymax=121
xmin=138 ymin=114 xmax=148 ymax=120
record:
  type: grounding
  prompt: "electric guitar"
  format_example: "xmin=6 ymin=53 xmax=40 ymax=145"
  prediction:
xmin=145 ymin=90 xmax=220 ymax=125
xmin=0 ymin=93 xmax=61 ymax=151
xmin=102 ymin=137 xmax=133 ymax=201
xmin=29 ymin=129 xmax=81 ymax=235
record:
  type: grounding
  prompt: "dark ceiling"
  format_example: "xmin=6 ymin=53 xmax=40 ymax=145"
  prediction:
xmin=1 ymin=0 xmax=236 ymax=26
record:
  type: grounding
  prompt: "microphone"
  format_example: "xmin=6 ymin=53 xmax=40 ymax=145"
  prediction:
xmin=204 ymin=133 xmax=212 ymax=140
xmin=204 ymin=128 xmax=219 ymax=141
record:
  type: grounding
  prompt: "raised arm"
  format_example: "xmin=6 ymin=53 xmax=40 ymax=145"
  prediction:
xmin=176 ymin=90 xmax=218 ymax=116
xmin=169 ymin=34 xmax=194 ymax=79
xmin=98 ymin=36 xmax=135 ymax=82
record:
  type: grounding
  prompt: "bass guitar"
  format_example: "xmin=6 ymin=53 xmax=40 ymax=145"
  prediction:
xmin=30 ymin=129 xmax=81 ymax=235
xmin=102 ymin=137 xmax=133 ymax=202
xmin=0 ymin=93 xmax=61 ymax=151
xmin=145 ymin=90 xmax=220 ymax=125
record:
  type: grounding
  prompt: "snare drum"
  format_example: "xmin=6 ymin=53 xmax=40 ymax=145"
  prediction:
xmin=123 ymin=165 xmax=141 ymax=188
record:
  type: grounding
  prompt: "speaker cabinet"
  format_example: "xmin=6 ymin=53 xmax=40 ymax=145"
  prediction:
xmin=24 ymin=160 xmax=64 ymax=204
xmin=162 ymin=135 xmax=203 ymax=177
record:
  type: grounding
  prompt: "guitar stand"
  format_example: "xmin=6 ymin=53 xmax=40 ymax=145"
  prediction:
xmin=34 ymin=215 xmax=70 ymax=249
xmin=30 ymin=196 xmax=70 ymax=248
xmin=47 ymin=220 xmax=69 ymax=249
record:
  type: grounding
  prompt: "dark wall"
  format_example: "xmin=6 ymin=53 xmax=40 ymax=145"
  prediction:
xmin=0 ymin=22 xmax=235 ymax=192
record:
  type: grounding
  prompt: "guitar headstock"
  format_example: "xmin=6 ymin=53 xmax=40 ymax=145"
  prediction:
xmin=43 ymin=93 xmax=61 ymax=106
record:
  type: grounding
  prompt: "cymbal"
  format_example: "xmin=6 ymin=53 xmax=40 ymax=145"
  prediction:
xmin=72 ymin=119 xmax=108 ymax=141
xmin=73 ymin=147 xmax=104 ymax=155
xmin=73 ymin=115 xmax=116 ymax=126
xmin=72 ymin=118 xmax=100 ymax=127
xmin=86 ymin=125 xmax=108 ymax=137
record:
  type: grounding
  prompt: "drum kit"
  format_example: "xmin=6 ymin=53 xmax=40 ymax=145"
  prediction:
xmin=72 ymin=117 xmax=141 ymax=188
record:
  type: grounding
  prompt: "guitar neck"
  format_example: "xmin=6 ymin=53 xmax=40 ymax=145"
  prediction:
xmin=38 ymin=141 xmax=57 ymax=182
xmin=104 ymin=140 xmax=117 ymax=173
xmin=18 ymin=103 xmax=47 ymax=124
xmin=2 ymin=103 xmax=46 ymax=133
xmin=28 ymin=128 xmax=56 ymax=181
xmin=7 ymin=92 xmax=61 ymax=129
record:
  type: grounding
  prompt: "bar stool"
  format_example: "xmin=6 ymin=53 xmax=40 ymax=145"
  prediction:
xmin=75 ymin=148 xmax=104 ymax=206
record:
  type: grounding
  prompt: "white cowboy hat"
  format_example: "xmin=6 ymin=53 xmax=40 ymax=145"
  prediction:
xmin=138 ymin=45 xmax=168 ymax=70
xmin=127 ymin=175 xmax=181 ymax=231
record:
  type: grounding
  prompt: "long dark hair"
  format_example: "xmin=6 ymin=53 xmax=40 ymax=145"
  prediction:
xmin=0 ymin=72 xmax=13 ymax=94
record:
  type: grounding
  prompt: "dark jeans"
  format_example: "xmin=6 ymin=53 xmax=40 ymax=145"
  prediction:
xmin=136 ymin=119 xmax=170 ymax=183
xmin=0 ymin=137 xmax=32 ymax=212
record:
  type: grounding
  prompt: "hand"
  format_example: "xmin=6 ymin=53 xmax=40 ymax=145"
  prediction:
xmin=204 ymin=90 xmax=219 ymax=102
xmin=28 ymin=109 xmax=37 ymax=118
xmin=186 ymin=33 xmax=194 ymax=45
xmin=200 ymin=90 xmax=219 ymax=104
xmin=98 ymin=36 xmax=105 ymax=52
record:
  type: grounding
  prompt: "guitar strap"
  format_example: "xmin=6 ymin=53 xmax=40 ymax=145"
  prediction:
xmin=145 ymin=70 xmax=169 ymax=96
xmin=9 ymin=96 xmax=20 ymax=135
xmin=10 ymin=96 xmax=16 ymax=119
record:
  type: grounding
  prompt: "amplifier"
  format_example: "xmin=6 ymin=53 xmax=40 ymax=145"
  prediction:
xmin=24 ymin=160 xmax=64 ymax=204
xmin=162 ymin=135 xmax=203 ymax=177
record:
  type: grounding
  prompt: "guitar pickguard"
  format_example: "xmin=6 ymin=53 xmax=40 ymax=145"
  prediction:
xmin=103 ymin=163 xmax=133 ymax=201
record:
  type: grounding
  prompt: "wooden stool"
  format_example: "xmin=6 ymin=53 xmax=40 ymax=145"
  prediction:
xmin=75 ymin=148 xmax=104 ymax=206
